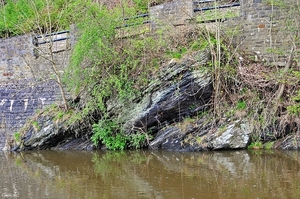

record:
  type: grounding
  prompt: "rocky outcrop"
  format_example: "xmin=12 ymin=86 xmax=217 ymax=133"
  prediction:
xmin=13 ymin=114 xmax=97 ymax=151
xmin=13 ymin=50 xmax=214 ymax=151
xmin=121 ymin=55 xmax=213 ymax=134
xmin=149 ymin=119 xmax=251 ymax=151
xmin=274 ymin=135 xmax=300 ymax=150
xmin=206 ymin=120 xmax=251 ymax=150
xmin=11 ymin=48 xmax=296 ymax=152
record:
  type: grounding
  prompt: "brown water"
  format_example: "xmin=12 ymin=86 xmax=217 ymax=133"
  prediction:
xmin=0 ymin=150 xmax=300 ymax=199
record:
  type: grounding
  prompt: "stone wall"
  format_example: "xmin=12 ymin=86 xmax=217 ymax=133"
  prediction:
xmin=0 ymin=81 xmax=61 ymax=150
xmin=149 ymin=0 xmax=194 ymax=29
xmin=0 ymin=34 xmax=34 ymax=82
xmin=0 ymin=81 xmax=61 ymax=130
xmin=0 ymin=29 xmax=74 ymax=146
xmin=150 ymin=0 xmax=299 ymax=64
xmin=235 ymin=0 xmax=292 ymax=64
xmin=0 ymin=30 xmax=72 ymax=83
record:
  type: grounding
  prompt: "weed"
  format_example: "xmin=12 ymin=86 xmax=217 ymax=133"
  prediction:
xmin=287 ymin=90 xmax=300 ymax=115
xmin=14 ymin=132 xmax=21 ymax=143
xmin=176 ymin=117 xmax=195 ymax=132
xmin=128 ymin=133 xmax=146 ymax=149
xmin=92 ymin=119 xmax=125 ymax=150
xmin=264 ymin=141 xmax=274 ymax=150
xmin=55 ymin=111 xmax=64 ymax=121
xmin=92 ymin=118 xmax=146 ymax=150
xmin=248 ymin=141 xmax=263 ymax=150
xmin=217 ymin=125 xmax=227 ymax=137
xmin=237 ymin=101 xmax=246 ymax=110
xmin=196 ymin=136 xmax=202 ymax=144
xmin=32 ymin=121 xmax=40 ymax=132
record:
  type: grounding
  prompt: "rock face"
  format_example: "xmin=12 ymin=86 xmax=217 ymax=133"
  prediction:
xmin=14 ymin=115 xmax=97 ymax=151
xmin=149 ymin=119 xmax=251 ymax=151
xmin=13 ymin=50 xmax=215 ymax=151
xmin=274 ymin=135 xmax=300 ymax=150
xmin=9 ymin=49 xmax=280 ymax=152
xmin=122 ymin=57 xmax=213 ymax=134
xmin=11 ymin=50 xmax=251 ymax=151
xmin=206 ymin=121 xmax=251 ymax=150
xmin=9 ymin=47 xmax=295 ymax=151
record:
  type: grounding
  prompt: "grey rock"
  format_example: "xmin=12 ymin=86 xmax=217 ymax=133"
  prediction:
xmin=275 ymin=135 xmax=300 ymax=150
xmin=149 ymin=126 xmax=191 ymax=151
xmin=149 ymin=119 xmax=251 ymax=151
xmin=13 ymin=50 xmax=214 ymax=151
xmin=120 ymin=51 xmax=213 ymax=135
xmin=15 ymin=114 xmax=97 ymax=151
xmin=207 ymin=120 xmax=251 ymax=150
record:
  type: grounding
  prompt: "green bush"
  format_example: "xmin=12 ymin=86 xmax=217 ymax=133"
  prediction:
xmin=264 ymin=141 xmax=274 ymax=150
xmin=92 ymin=119 xmax=125 ymax=150
xmin=92 ymin=119 xmax=146 ymax=150
xmin=128 ymin=133 xmax=146 ymax=149
xmin=0 ymin=0 xmax=78 ymax=37
xmin=248 ymin=141 xmax=263 ymax=150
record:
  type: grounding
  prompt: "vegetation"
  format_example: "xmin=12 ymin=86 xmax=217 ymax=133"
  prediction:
xmin=62 ymin=1 xmax=201 ymax=149
xmin=248 ymin=141 xmax=274 ymax=150
xmin=0 ymin=0 xmax=151 ymax=38
xmin=92 ymin=119 xmax=146 ymax=150
xmin=14 ymin=132 xmax=21 ymax=143
xmin=248 ymin=141 xmax=263 ymax=150
xmin=3 ymin=0 xmax=300 ymax=150
xmin=0 ymin=0 xmax=73 ymax=38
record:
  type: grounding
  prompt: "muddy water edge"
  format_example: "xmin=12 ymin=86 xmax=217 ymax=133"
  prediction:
xmin=0 ymin=150 xmax=300 ymax=199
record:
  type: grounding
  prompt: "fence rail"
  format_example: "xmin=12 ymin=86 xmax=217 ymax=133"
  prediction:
xmin=194 ymin=0 xmax=221 ymax=4
xmin=33 ymin=1 xmax=241 ymax=41
xmin=116 ymin=13 xmax=150 ymax=29
xmin=194 ymin=3 xmax=240 ymax=12
xmin=35 ymin=30 xmax=69 ymax=39
xmin=122 ymin=13 xmax=149 ymax=21
xmin=33 ymin=30 xmax=70 ymax=45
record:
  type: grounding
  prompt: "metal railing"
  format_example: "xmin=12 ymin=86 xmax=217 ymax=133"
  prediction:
xmin=194 ymin=0 xmax=240 ymax=23
xmin=116 ymin=13 xmax=150 ymax=29
xmin=32 ymin=0 xmax=241 ymax=40
xmin=122 ymin=13 xmax=149 ymax=21
xmin=33 ymin=30 xmax=70 ymax=45
xmin=193 ymin=0 xmax=241 ymax=12
xmin=194 ymin=0 xmax=221 ymax=4
xmin=194 ymin=3 xmax=240 ymax=12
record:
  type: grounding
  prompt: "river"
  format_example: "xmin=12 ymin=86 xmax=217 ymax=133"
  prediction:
xmin=0 ymin=150 xmax=299 ymax=199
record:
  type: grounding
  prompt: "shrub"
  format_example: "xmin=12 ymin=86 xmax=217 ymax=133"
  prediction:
xmin=248 ymin=141 xmax=263 ymax=150
xmin=92 ymin=119 xmax=146 ymax=150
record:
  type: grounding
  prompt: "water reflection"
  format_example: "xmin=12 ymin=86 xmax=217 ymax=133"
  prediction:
xmin=0 ymin=150 xmax=300 ymax=199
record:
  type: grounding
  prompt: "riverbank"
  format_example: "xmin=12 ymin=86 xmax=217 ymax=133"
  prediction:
xmin=2 ymin=1 xmax=300 ymax=152
xmin=8 ymin=48 xmax=300 ymax=152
